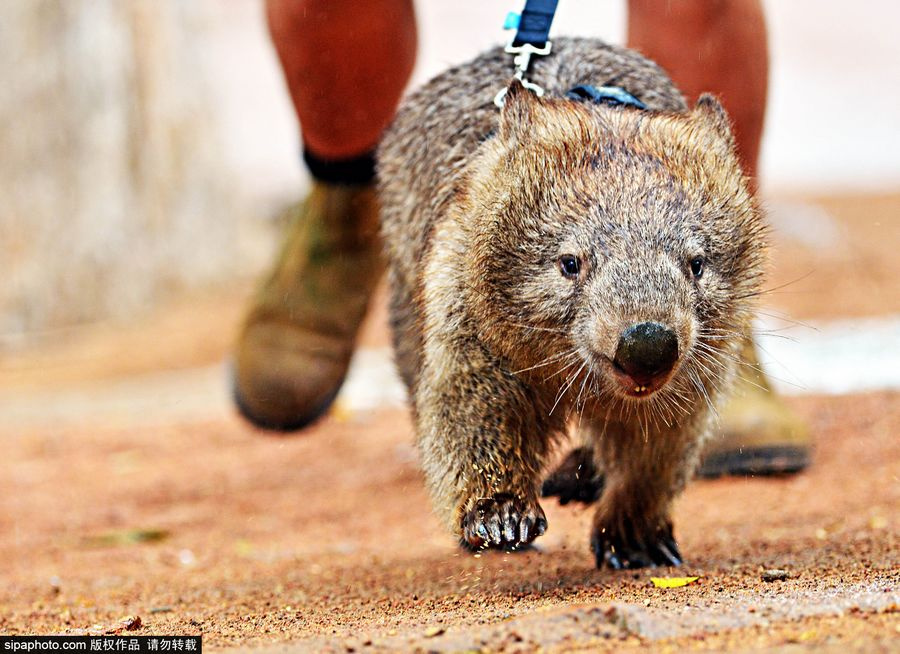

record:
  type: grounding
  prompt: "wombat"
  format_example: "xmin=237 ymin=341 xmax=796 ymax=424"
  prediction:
xmin=377 ymin=38 xmax=765 ymax=569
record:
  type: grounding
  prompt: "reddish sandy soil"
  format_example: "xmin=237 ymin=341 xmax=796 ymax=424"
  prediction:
xmin=1 ymin=192 xmax=898 ymax=651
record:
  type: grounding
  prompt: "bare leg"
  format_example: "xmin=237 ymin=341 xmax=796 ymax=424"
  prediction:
xmin=234 ymin=1 xmax=417 ymax=430
xmin=627 ymin=0 xmax=767 ymax=181
xmin=266 ymin=0 xmax=416 ymax=159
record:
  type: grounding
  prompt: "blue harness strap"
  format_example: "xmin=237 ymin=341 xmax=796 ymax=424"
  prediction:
xmin=566 ymin=84 xmax=648 ymax=110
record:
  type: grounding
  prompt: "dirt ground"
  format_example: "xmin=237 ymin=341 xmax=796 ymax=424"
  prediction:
xmin=1 ymin=192 xmax=898 ymax=652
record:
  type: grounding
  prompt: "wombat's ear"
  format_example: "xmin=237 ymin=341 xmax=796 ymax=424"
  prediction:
xmin=498 ymin=79 xmax=544 ymax=141
xmin=692 ymin=94 xmax=735 ymax=146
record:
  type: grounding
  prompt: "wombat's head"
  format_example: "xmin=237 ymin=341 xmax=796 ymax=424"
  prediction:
xmin=462 ymin=82 xmax=766 ymax=416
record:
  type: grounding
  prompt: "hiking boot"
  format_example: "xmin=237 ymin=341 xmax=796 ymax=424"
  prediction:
xmin=233 ymin=181 xmax=383 ymax=431
xmin=698 ymin=338 xmax=811 ymax=477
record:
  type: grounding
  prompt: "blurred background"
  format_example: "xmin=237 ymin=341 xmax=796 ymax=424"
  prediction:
xmin=1 ymin=0 xmax=899 ymax=418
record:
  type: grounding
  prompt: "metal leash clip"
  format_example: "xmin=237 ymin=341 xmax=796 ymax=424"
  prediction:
xmin=494 ymin=9 xmax=553 ymax=107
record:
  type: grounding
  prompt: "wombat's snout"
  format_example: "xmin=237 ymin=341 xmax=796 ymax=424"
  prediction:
xmin=612 ymin=322 xmax=679 ymax=391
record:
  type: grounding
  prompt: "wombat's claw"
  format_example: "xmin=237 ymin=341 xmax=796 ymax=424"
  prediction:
xmin=461 ymin=493 xmax=547 ymax=552
xmin=541 ymin=446 xmax=604 ymax=505
xmin=591 ymin=524 xmax=683 ymax=570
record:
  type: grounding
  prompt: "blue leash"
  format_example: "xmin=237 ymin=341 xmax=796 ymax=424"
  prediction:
xmin=509 ymin=0 xmax=558 ymax=49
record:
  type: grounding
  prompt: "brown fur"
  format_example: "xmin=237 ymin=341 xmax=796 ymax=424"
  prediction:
xmin=377 ymin=38 xmax=766 ymax=567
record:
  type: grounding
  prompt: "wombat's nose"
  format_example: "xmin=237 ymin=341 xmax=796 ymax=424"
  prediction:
xmin=613 ymin=322 xmax=679 ymax=383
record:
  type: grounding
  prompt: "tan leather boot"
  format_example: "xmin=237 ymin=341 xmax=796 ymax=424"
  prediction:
xmin=234 ymin=181 xmax=383 ymax=431
xmin=698 ymin=338 xmax=811 ymax=477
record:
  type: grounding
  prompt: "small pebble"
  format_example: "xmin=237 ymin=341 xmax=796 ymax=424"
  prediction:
xmin=118 ymin=615 xmax=142 ymax=631
xmin=423 ymin=626 xmax=445 ymax=638
xmin=761 ymin=569 xmax=790 ymax=582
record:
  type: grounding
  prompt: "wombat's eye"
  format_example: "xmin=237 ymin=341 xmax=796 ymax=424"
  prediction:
xmin=558 ymin=255 xmax=581 ymax=279
xmin=689 ymin=256 xmax=705 ymax=279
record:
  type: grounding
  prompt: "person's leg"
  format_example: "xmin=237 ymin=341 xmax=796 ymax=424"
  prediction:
xmin=627 ymin=0 xmax=810 ymax=476
xmin=266 ymin=0 xmax=417 ymax=161
xmin=627 ymin=0 xmax=766 ymax=181
xmin=234 ymin=0 xmax=416 ymax=431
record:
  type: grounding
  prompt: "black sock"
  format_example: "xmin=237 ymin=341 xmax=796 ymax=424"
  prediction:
xmin=302 ymin=148 xmax=376 ymax=186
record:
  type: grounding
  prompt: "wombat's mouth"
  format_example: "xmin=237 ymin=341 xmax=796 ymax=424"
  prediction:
xmin=605 ymin=357 xmax=678 ymax=399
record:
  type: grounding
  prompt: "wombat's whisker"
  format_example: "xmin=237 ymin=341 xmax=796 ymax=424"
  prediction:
xmin=645 ymin=395 xmax=672 ymax=428
xmin=572 ymin=374 xmax=604 ymax=428
xmin=731 ymin=373 xmax=771 ymax=393
xmin=693 ymin=358 xmax=741 ymax=397
xmin=746 ymin=340 xmax=806 ymax=388
xmin=505 ymin=321 xmax=568 ymax=335
xmin=695 ymin=345 xmax=773 ymax=393
xmin=691 ymin=348 xmax=730 ymax=377
xmin=688 ymin=368 xmax=718 ymax=419
xmin=691 ymin=346 xmax=728 ymax=369
xmin=543 ymin=355 xmax=582 ymax=383
xmin=752 ymin=309 xmax=818 ymax=331
xmin=697 ymin=343 xmax=763 ymax=374
xmin=692 ymin=362 xmax=726 ymax=390
xmin=657 ymin=387 xmax=690 ymax=420
xmin=664 ymin=379 xmax=696 ymax=418
xmin=753 ymin=331 xmax=799 ymax=342
xmin=698 ymin=327 xmax=742 ymax=337
xmin=573 ymin=364 xmax=594 ymax=418
xmin=638 ymin=406 xmax=652 ymax=443
xmin=591 ymin=401 xmax=614 ymax=445
xmin=550 ymin=360 xmax=588 ymax=416
xmin=666 ymin=386 xmax=689 ymax=418
xmin=620 ymin=394 xmax=636 ymax=423
xmin=700 ymin=330 xmax=798 ymax=343
xmin=694 ymin=341 xmax=805 ymax=391
xmin=661 ymin=399 xmax=680 ymax=426
xmin=738 ymin=369 xmax=805 ymax=392
xmin=732 ymin=270 xmax=814 ymax=301
xmin=692 ymin=340 xmax=727 ymax=360
xmin=693 ymin=341 xmax=741 ymax=366
xmin=509 ymin=349 xmax=579 ymax=375
xmin=591 ymin=375 xmax=603 ymax=403
xmin=654 ymin=393 xmax=679 ymax=422
xmin=691 ymin=351 xmax=725 ymax=371
xmin=585 ymin=370 xmax=606 ymax=427
xmin=703 ymin=324 xmax=798 ymax=339
xmin=579 ymin=366 xmax=594 ymax=403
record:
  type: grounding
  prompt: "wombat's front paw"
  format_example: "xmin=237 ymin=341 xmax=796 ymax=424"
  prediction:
xmin=460 ymin=493 xmax=547 ymax=551
xmin=590 ymin=520 xmax=682 ymax=569
xmin=541 ymin=446 xmax=604 ymax=505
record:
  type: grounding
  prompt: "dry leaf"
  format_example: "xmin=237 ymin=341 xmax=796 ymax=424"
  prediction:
xmin=650 ymin=576 xmax=699 ymax=588
xmin=82 ymin=528 xmax=169 ymax=548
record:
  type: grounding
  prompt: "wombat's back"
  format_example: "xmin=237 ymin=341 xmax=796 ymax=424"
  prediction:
xmin=377 ymin=37 xmax=687 ymax=389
